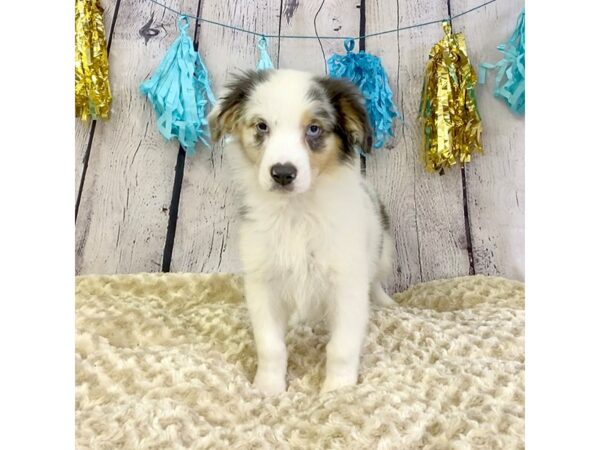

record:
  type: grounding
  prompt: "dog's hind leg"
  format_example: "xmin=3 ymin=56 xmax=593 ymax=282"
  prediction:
xmin=369 ymin=232 xmax=396 ymax=307
xmin=370 ymin=282 xmax=396 ymax=307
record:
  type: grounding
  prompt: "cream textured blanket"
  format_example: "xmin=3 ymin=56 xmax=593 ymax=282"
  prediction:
xmin=76 ymin=273 xmax=524 ymax=449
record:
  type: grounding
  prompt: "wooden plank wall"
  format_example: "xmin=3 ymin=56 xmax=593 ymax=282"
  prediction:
xmin=452 ymin=0 xmax=525 ymax=281
xmin=75 ymin=0 xmax=525 ymax=292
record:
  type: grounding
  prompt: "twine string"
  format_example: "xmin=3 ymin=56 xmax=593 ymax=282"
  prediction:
xmin=146 ymin=0 xmax=498 ymax=41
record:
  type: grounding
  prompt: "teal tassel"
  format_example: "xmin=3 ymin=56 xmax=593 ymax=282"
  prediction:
xmin=140 ymin=16 xmax=215 ymax=153
xmin=327 ymin=39 xmax=400 ymax=150
xmin=256 ymin=36 xmax=274 ymax=70
xmin=479 ymin=9 xmax=525 ymax=115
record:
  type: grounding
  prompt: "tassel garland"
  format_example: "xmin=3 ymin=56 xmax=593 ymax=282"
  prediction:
xmin=256 ymin=37 xmax=274 ymax=70
xmin=419 ymin=21 xmax=483 ymax=174
xmin=140 ymin=16 xmax=215 ymax=153
xmin=75 ymin=0 xmax=112 ymax=120
xmin=479 ymin=10 xmax=525 ymax=115
xmin=327 ymin=39 xmax=399 ymax=150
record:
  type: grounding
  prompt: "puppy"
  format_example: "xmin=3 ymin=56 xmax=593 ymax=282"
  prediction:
xmin=208 ymin=69 xmax=395 ymax=395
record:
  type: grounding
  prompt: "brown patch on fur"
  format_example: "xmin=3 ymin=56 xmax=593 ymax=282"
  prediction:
xmin=238 ymin=122 xmax=264 ymax=165
xmin=299 ymin=110 xmax=342 ymax=175
xmin=208 ymin=106 xmax=238 ymax=142
xmin=208 ymin=70 xmax=271 ymax=142
xmin=339 ymin=96 xmax=372 ymax=152
xmin=308 ymin=132 xmax=344 ymax=176
xmin=314 ymin=77 xmax=373 ymax=157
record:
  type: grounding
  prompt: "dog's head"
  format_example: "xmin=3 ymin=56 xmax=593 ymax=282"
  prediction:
xmin=208 ymin=69 xmax=372 ymax=194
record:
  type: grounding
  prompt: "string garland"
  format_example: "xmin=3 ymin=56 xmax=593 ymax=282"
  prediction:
xmin=145 ymin=0 xmax=498 ymax=41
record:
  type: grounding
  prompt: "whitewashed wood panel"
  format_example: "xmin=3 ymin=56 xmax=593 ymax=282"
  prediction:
xmin=74 ymin=0 xmax=524 ymax=284
xmin=170 ymin=0 xmax=282 ymax=273
xmin=278 ymin=0 xmax=360 ymax=74
xmin=75 ymin=0 xmax=118 ymax=197
xmin=452 ymin=0 xmax=525 ymax=280
xmin=366 ymin=0 xmax=471 ymax=293
xmin=75 ymin=0 xmax=201 ymax=274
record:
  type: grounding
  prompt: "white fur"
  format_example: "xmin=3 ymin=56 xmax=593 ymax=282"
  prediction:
xmin=215 ymin=70 xmax=395 ymax=395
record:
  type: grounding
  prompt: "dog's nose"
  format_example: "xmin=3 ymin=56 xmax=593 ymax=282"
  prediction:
xmin=270 ymin=163 xmax=297 ymax=186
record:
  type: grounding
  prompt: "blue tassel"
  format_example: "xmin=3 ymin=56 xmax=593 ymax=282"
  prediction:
xmin=479 ymin=9 xmax=525 ymax=115
xmin=256 ymin=36 xmax=274 ymax=70
xmin=327 ymin=39 xmax=400 ymax=150
xmin=140 ymin=16 xmax=215 ymax=153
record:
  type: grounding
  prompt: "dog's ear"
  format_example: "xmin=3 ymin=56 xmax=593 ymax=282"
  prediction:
xmin=208 ymin=70 xmax=271 ymax=143
xmin=318 ymin=78 xmax=373 ymax=154
xmin=207 ymin=100 xmax=234 ymax=143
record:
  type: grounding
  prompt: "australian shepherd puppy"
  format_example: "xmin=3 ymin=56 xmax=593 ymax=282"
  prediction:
xmin=208 ymin=69 xmax=395 ymax=395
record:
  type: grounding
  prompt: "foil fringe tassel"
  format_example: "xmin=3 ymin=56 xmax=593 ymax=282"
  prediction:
xmin=256 ymin=37 xmax=274 ymax=70
xmin=140 ymin=16 xmax=215 ymax=153
xmin=419 ymin=21 xmax=483 ymax=174
xmin=328 ymin=39 xmax=400 ymax=150
xmin=479 ymin=9 xmax=525 ymax=115
xmin=75 ymin=0 xmax=112 ymax=120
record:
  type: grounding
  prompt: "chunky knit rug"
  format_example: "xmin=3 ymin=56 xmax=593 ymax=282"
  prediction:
xmin=76 ymin=273 xmax=524 ymax=450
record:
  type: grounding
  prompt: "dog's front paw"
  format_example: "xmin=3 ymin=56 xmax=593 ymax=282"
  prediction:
xmin=253 ymin=370 xmax=286 ymax=396
xmin=320 ymin=374 xmax=357 ymax=394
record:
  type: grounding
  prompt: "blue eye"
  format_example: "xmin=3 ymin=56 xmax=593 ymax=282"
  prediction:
xmin=307 ymin=124 xmax=321 ymax=137
xmin=256 ymin=121 xmax=269 ymax=133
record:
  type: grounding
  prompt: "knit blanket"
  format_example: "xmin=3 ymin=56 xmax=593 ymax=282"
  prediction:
xmin=76 ymin=273 xmax=524 ymax=449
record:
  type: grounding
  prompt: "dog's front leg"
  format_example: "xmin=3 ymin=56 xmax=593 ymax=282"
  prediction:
xmin=321 ymin=276 xmax=369 ymax=393
xmin=245 ymin=277 xmax=288 ymax=396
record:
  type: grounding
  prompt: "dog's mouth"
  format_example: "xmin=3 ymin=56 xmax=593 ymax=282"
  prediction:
xmin=269 ymin=183 xmax=295 ymax=193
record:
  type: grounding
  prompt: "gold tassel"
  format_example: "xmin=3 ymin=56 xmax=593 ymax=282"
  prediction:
xmin=75 ymin=0 xmax=112 ymax=120
xmin=419 ymin=21 xmax=483 ymax=174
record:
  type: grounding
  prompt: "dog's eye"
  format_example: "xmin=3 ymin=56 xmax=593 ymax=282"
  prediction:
xmin=307 ymin=124 xmax=321 ymax=137
xmin=256 ymin=121 xmax=269 ymax=133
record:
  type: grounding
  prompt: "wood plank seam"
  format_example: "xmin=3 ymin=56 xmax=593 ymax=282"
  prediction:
xmin=276 ymin=0 xmax=284 ymax=67
xmin=313 ymin=0 xmax=327 ymax=73
xmin=161 ymin=0 xmax=204 ymax=272
xmin=447 ymin=0 xmax=476 ymax=275
xmin=358 ymin=0 xmax=366 ymax=174
xmin=75 ymin=120 xmax=97 ymax=219
xmin=75 ymin=0 xmax=123 ymax=221
xmin=461 ymin=167 xmax=476 ymax=274
xmin=162 ymin=147 xmax=187 ymax=271
xmin=413 ymin=156 xmax=425 ymax=281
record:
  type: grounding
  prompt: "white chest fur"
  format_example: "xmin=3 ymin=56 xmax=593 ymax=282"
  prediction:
xmin=238 ymin=166 xmax=379 ymax=324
